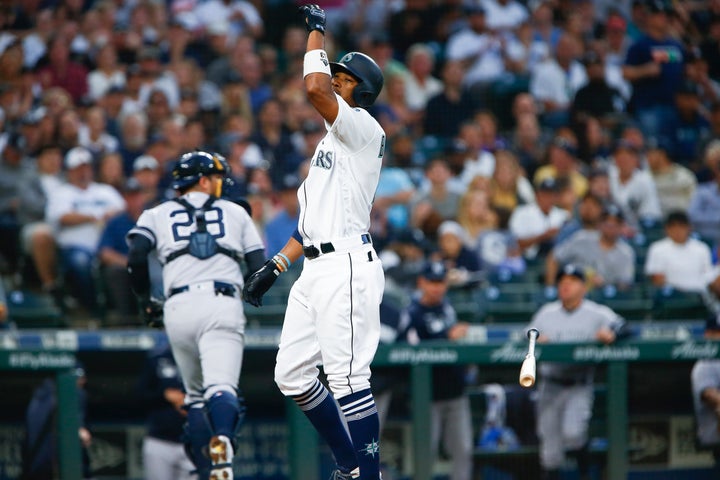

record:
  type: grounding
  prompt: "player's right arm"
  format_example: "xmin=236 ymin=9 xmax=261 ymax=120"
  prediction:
xmin=300 ymin=4 xmax=339 ymax=124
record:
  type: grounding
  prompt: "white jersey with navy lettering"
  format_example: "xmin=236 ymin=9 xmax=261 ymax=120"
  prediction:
xmin=128 ymin=191 xmax=263 ymax=297
xmin=297 ymin=92 xmax=385 ymax=244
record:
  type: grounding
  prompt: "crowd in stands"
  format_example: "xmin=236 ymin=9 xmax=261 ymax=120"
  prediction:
xmin=1 ymin=0 xmax=720 ymax=327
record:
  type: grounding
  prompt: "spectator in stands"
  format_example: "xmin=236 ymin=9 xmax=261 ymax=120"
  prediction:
xmin=0 ymin=133 xmax=29 ymax=272
xmin=645 ymin=211 xmax=717 ymax=295
xmin=510 ymin=111 xmax=546 ymax=180
xmin=476 ymin=206 xmax=526 ymax=281
xmin=662 ymin=80 xmax=712 ymax=169
xmin=46 ymin=147 xmax=125 ymax=315
xmin=534 ymin=136 xmax=589 ymax=199
xmin=545 ymin=204 xmax=635 ymax=291
xmin=622 ymin=0 xmax=685 ymax=139
xmin=145 ymin=89 xmax=174 ymax=141
xmin=264 ymin=173 xmax=300 ymax=258
xmin=457 ymin=188 xmax=497 ymax=251
xmin=373 ymin=146 xmax=417 ymax=232
xmin=445 ymin=5 xmax=505 ymax=105
xmin=530 ymin=33 xmax=587 ymax=128
xmin=646 ymin=140 xmax=697 ymax=218
xmin=250 ymin=97 xmax=303 ymax=190
xmin=79 ymin=105 xmax=120 ymax=161
xmin=691 ymin=312 xmax=720 ymax=476
xmin=372 ymin=72 xmax=423 ymax=139
xmin=117 ymin=111 xmax=149 ymax=177
xmin=554 ymin=191 xmax=605 ymax=247
xmin=193 ymin=0 xmax=263 ymax=42
xmin=17 ymin=145 xmax=64 ymax=299
xmin=689 ymin=140 xmax=720 ymax=247
xmin=435 ymin=220 xmax=482 ymax=289
xmin=423 ymin=59 xmax=476 ymax=141
xmin=527 ymin=264 xmax=627 ymax=480
xmin=97 ymin=178 xmax=147 ymax=325
xmin=411 ymin=158 xmax=464 ymax=231
xmin=489 ymin=149 xmax=535 ymax=212
xmin=607 ymin=139 xmax=662 ymax=230
xmin=36 ymin=34 xmax=88 ymax=104
xmin=87 ymin=42 xmax=125 ymax=102
xmin=504 ymin=20 xmax=549 ymax=79
xmin=400 ymin=261 xmax=474 ymax=480
xmin=96 ymin=152 xmax=126 ymax=193
xmin=570 ymin=50 xmax=626 ymax=128
xmin=509 ymin=177 xmax=570 ymax=261
xmin=136 ymin=344 xmax=195 ymax=480
xmin=206 ymin=34 xmax=256 ymax=88
xmin=131 ymin=154 xmax=162 ymax=207
xmin=403 ymin=43 xmax=443 ymax=113
xmin=602 ymin=11 xmax=632 ymax=99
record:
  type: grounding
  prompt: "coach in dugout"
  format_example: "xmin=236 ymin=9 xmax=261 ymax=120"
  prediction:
xmin=526 ymin=264 xmax=629 ymax=480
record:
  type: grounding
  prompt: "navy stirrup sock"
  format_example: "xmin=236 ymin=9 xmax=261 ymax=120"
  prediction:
xmin=338 ymin=388 xmax=380 ymax=480
xmin=292 ymin=380 xmax=358 ymax=473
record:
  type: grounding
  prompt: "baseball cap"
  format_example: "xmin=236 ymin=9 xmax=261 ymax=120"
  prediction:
xmin=65 ymin=147 xmax=93 ymax=169
xmin=556 ymin=264 xmax=586 ymax=283
xmin=280 ymin=173 xmax=301 ymax=191
xmin=421 ymin=261 xmax=448 ymax=282
xmin=133 ymin=154 xmax=159 ymax=172
xmin=536 ymin=177 xmax=558 ymax=192
xmin=601 ymin=203 xmax=624 ymax=221
xmin=122 ymin=177 xmax=144 ymax=193
xmin=437 ymin=220 xmax=466 ymax=239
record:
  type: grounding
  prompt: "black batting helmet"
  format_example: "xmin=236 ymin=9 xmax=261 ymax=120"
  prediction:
xmin=330 ymin=52 xmax=384 ymax=109
xmin=171 ymin=151 xmax=228 ymax=190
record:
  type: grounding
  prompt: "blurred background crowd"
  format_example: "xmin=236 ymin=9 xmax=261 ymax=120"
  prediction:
xmin=0 ymin=0 xmax=720 ymax=328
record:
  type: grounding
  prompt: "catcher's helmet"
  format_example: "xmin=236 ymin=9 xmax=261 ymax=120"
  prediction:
xmin=330 ymin=52 xmax=384 ymax=108
xmin=171 ymin=151 xmax=228 ymax=190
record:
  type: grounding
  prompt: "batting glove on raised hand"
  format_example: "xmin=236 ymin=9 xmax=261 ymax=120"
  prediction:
xmin=242 ymin=259 xmax=282 ymax=307
xmin=140 ymin=297 xmax=164 ymax=329
xmin=298 ymin=4 xmax=326 ymax=34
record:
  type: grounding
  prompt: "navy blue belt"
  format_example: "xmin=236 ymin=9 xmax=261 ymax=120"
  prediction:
xmin=303 ymin=234 xmax=372 ymax=259
xmin=169 ymin=281 xmax=237 ymax=298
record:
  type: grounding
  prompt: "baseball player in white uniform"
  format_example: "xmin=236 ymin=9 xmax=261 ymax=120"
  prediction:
xmin=243 ymin=5 xmax=386 ymax=480
xmin=526 ymin=264 xmax=628 ymax=480
xmin=127 ymin=151 xmax=266 ymax=480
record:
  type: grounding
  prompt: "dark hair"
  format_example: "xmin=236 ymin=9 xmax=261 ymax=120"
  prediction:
xmin=665 ymin=210 xmax=689 ymax=226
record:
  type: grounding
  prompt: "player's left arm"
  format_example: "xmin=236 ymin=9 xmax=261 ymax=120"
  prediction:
xmin=127 ymin=234 xmax=163 ymax=327
xmin=300 ymin=4 xmax=339 ymax=124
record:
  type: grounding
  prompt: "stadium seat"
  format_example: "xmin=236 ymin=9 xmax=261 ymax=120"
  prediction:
xmin=478 ymin=282 xmax=540 ymax=323
xmin=6 ymin=289 xmax=66 ymax=328
xmin=649 ymin=287 xmax=710 ymax=321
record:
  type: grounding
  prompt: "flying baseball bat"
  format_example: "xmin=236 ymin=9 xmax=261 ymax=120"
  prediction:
xmin=519 ymin=328 xmax=539 ymax=388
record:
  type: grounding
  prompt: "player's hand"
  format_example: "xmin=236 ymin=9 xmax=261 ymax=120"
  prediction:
xmin=298 ymin=4 xmax=326 ymax=34
xmin=140 ymin=297 xmax=164 ymax=328
xmin=242 ymin=260 xmax=281 ymax=307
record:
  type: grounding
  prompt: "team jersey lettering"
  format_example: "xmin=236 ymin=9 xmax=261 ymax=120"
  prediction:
xmin=312 ymin=150 xmax=333 ymax=169
xmin=170 ymin=207 xmax=225 ymax=241
xmin=378 ymin=134 xmax=385 ymax=158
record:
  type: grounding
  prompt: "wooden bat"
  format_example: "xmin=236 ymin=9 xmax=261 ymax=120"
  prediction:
xmin=519 ymin=328 xmax=539 ymax=388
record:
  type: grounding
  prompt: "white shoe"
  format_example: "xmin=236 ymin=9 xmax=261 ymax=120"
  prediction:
xmin=209 ymin=435 xmax=233 ymax=480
